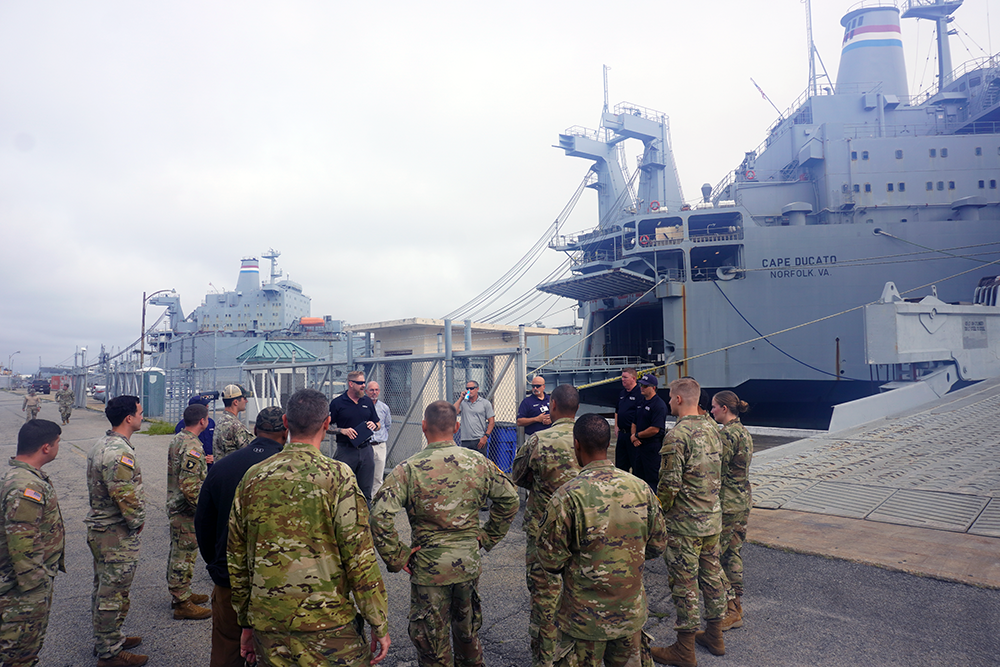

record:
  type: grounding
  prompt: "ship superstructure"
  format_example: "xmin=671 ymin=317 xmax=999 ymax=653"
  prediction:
xmin=540 ymin=1 xmax=1000 ymax=427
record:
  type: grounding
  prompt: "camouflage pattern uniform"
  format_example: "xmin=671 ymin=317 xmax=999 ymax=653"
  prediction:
xmin=657 ymin=414 xmax=726 ymax=631
xmin=719 ymin=419 xmax=753 ymax=598
xmin=212 ymin=410 xmax=252 ymax=462
xmin=165 ymin=429 xmax=207 ymax=602
xmin=55 ymin=388 xmax=74 ymax=424
xmin=85 ymin=431 xmax=146 ymax=660
xmin=228 ymin=441 xmax=389 ymax=667
xmin=511 ymin=417 xmax=580 ymax=659
xmin=370 ymin=440 xmax=519 ymax=667
xmin=0 ymin=459 xmax=65 ymax=667
xmin=22 ymin=395 xmax=41 ymax=423
xmin=537 ymin=460 xmax=667 ymax=667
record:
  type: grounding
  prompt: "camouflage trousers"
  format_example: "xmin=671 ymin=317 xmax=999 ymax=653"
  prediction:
xmin=0 ymin=577 xmax=54 ymax=667
xmin=87 ymin=525 xmax=140 ymax=659
xmin=58 ymin=406 xmax=72 ymax=422
xmin=253 ymin=615 xmax=371 ymax=667
xmin=167 ymin=513 xmax=198 ymax=601
xmin=24 ymin=408 xmax=39 ymax=422
xmin=720 ymin=510 xmax=749 ymax=598
xmin=664 ymin=532 xmax=726 ymax=631
xmin=409 ymin=579 xmax=483 ymax=667
xmin=526 ymin=536 xmax=562 ymax=659
xmin=551 ymin=629 xmax=653 ymax=667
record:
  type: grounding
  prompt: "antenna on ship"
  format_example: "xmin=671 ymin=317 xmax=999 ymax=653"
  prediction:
xmin=901 ymin=0 xmax=964 ymax=92
xmin=262 ymin=248 xmax=282 ymax=285
xmin=803 ymin=0 xmax=832 ymax=96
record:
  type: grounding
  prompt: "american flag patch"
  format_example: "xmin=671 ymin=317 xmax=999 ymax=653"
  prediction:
xmin=23 ymin=488 xmax=43 ymax=503
xmin=119 ymin=454 xmax=135 ymax=469
xmin=187 ymin=449 xmax=202 ymax=458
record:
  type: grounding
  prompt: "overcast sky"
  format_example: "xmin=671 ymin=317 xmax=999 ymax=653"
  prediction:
xmin=2 ymin=0 xmax=997 ymax=374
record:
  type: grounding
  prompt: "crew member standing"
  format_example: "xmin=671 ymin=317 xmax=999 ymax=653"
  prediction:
xmin=511 ymin=383 xmax=581 ymax=663
xmin=650 ymin=378 xmax=726 ymax=666
xmin=370 ymin=400 xmax=518 ymax=667
xmin=536 ymin=414 xmax=667 ymax=667
xmin=86 ymin=395 xmax=148 ymax=667
xmin=367 ymin=381 xmax=392 ymax=495
xmin=213 ymin=385 xmax=252 ymax=462
xmin=453 ymin=381 xmax=494 ymax=451
xmin=328 ymin=370 xmax=380 ymax=503
xmin=165 ymin=403 xmax=212 ymax=620
xmin=516 ymin=376 xmax=551 ymax=438
xmin=22 ymin=390 xmax=41 ymax=423
xmin=195 ymin=407 xmax=287 ymax=667
xmin=55 ymin=384 xmax=74 ymax=425
xmin=630 ymin=374 xmax=668 ymax=491
xmin=614 ymin=368 xmax=641 ymax=473
xmin=0 ymin=420 xmax=65 ymax=667
xmin=228 ymin=389 xmax=390 ymax=666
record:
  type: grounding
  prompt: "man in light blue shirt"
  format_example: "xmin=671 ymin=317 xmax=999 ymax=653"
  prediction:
xmin=367 ymin=381 xmax=392 ymax=494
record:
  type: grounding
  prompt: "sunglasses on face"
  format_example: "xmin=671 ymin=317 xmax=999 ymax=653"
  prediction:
xmin=350 ymin=380 xmax=366 ymax=385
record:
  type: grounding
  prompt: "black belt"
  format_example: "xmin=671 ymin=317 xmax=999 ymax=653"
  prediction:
xmin=339 ymin=439 xmax=371 ymax=449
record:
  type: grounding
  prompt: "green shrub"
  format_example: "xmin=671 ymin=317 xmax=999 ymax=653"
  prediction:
xmin=141 ymin=420 xmax=176 ymax=436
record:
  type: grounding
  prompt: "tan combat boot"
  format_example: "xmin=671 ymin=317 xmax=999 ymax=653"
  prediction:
xmin=171 ymin=592 xmax=209 ymax=607
xmin=719 ymin=596 xmax=743 ymax=630
xmin=650 ymin=630 xmax=697 ymax=667
xmin=694 ymin=618 xmax=726 ymax=656
xmin=96 ymin=650 xmax=149 ymax=667
xmin=173 ymin=599 xmax=212 ymax=620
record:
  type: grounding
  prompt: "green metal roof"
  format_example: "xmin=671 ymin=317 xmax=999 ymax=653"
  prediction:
xmin=237 ymin=340 xmax=318 ymax=363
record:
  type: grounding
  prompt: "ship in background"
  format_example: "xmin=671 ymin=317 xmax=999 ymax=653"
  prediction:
xmin=539 ymin=0 xmax=1000 ymax=428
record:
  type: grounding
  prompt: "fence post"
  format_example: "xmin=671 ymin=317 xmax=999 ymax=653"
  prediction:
xmin=518 ymin=324 xmax=527 ymax=450
xmin=444 ymin=319 xmax=453 ymax=403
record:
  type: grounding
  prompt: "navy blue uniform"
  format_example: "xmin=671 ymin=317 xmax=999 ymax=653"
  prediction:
xmin=517 ymin=394 xmax=551 ymax=437
xmin=615 ymin=385 xmax=642 ymax=472
xmin=632 ymin=393 xmax=668 ymax=490
xmin=329 ymin=392 xmax=381 ymax=503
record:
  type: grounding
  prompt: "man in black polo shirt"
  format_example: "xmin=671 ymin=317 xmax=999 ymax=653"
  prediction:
xmin=630 ymin=373 xmax=668 ymax=491
xmin=194 ymin=406 xmax=287 ymax=667
xmin=328 ymin=369 xmax=380 ymax=503
xmin=614 ymin=367 xmax=642 ymax=473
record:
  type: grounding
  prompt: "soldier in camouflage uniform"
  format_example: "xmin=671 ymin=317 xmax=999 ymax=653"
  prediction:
xmin=55 ymin=384 xmax=74 ymax=425
xmin=228 ymin=389 xmax=390 ymax=667
xmin=0 ymin=420 xmax=65 ymax=667
xmin=86 ymin=396 xmax=148 ymax=667
xmin=536 ymin=414 xmax=667 ymax=667
xmin=213 ymin=384 xmax=253 ymax=462
xmin=710 ymin=390 xmax=754 ymax=632
xmin=650 ymin=378 xmax=726 ymax=667
xmin=370 ymin=400 xmax=519 ymax=667
xmin=165 ymin=403 xmax=211 ymax=620
xmin=511 ymin=383 xmax=581 ymax=664
xmin=22 ymin=390 xmax=41 ymax=422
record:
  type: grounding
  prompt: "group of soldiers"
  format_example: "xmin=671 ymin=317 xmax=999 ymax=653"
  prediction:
xmin=19 ymin=383 xmax=75 ymax=425
xmin=1 ymin=369 xmax=753 ymax=667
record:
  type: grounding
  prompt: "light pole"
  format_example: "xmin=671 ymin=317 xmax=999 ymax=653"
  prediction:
xmin=7 ymin=350 xmax=20 ymax=375
xmin=140 ymin=289 xmax=174 ymax=405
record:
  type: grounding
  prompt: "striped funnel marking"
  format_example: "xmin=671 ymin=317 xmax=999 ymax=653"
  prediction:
xmin=843 ymin=23 xmax=903 ymax=53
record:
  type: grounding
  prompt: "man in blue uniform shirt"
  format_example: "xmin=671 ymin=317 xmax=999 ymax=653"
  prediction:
xmin=328 ymin=370 xmax=380 ymax=503
xmin=615 ymin=368 xmax=642 ymax=473
xmin=630 ymin=374 xmax=668 ymax=491
xmin=174 ymin=394 xmax=216 ymax=465
xmin=516 ymin=376 xmax=551 ymax=438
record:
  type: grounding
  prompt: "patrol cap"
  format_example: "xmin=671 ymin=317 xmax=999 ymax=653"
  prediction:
xmin=255 ymin=406 xmax=286 ymax=432
xmin=222 ymin=384 xmax=250 ymax=400
xmin=638 ymin=374 xmax=658 ymax=388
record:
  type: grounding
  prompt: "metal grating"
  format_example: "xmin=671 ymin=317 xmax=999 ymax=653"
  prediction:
xmin=536 ymin=268 xmax=656 ymax=301
xmin=781 ymin=481 xmax=896 ymax=519
xmin=867 ymin=489 xmax=989 ymax=533
xmin=968 ymin=499 xmax=1000 ymax=538
xmin=751 ymin=476 xmax=818 ymax=509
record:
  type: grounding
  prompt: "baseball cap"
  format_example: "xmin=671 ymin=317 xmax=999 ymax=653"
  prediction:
xmin=188 ymin=394 xmax=212 ymax=406
xmin=255 ymin=406 xmax=285 ymax=432
xmin=222 ymin=384 xmax=249 ymax=400
xmin=638 ymin=374 xmax=658 ymax=388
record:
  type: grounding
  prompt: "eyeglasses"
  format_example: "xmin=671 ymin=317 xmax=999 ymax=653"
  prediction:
xmin=465 ymin=386 xmax=477 ymax=391
xmin=532 ymin=384 xmax=544 ymax=388
xmin=350 ymin=380 xmax=366 ymax=385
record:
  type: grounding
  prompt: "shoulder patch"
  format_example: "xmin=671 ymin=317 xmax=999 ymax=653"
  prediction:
xmin=22 ymin=487 xmax=43 ymax=504
xmin=119 ymin=454 xmax=135 ymax=469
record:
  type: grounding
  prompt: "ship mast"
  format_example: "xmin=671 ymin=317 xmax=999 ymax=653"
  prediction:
xmin=806 ymin=0 xmax=817 ymax=97
xmin=901 ymin=0 xmax=964 ymax=92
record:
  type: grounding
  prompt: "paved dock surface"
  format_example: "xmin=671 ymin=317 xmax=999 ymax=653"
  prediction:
xmin=2 ymin=389 xmax=997 ymax=666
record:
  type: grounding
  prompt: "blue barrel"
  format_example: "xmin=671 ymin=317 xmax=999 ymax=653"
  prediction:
xmin=488 ymin=421 xmax=518 ymax=473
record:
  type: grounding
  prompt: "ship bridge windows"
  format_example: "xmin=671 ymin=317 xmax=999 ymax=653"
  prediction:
xmin=638 ymin=216 xmax=683 ymax=247
xmin=656 ymin=249 xmax=686 ymax=283
xmin=689 ymin=211 xmax=743 ymax=242
xmin=690 ymin=244 xmax=743 ymax=282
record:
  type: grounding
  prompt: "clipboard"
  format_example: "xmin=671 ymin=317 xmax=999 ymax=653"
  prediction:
xmin=352 ymin=421 xmax=374 ymax=444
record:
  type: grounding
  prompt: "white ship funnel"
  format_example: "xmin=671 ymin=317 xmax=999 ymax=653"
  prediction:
xmin=836 ymin=5 xmax=908 ymax=97
xmin=235 ymin=257 xmax=260 ymax=295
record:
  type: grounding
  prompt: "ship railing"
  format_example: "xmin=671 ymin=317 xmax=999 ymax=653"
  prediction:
xmin=842 ymin=120 xmax=1000 ymax=138
xmin=561 ymin=125 xmax=601 ymax=141
xmin=538 ymin=356 xmax=648 ymax=370
xmin=639 ymin=235 xmax=683 ymax=249
xmin=910 ymin=54 xmax=1000 ymax=107
xmin=570 ymin=248 xmax=621 ymax=267
xmin=690 ymin=230 xmax=744 ymax=244
xmin=612 ymin=101 xmax=668 ymax=123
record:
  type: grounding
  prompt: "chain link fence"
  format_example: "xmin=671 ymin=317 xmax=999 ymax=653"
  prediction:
xmin=154 ymin=348 xmax=529 ymax=480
